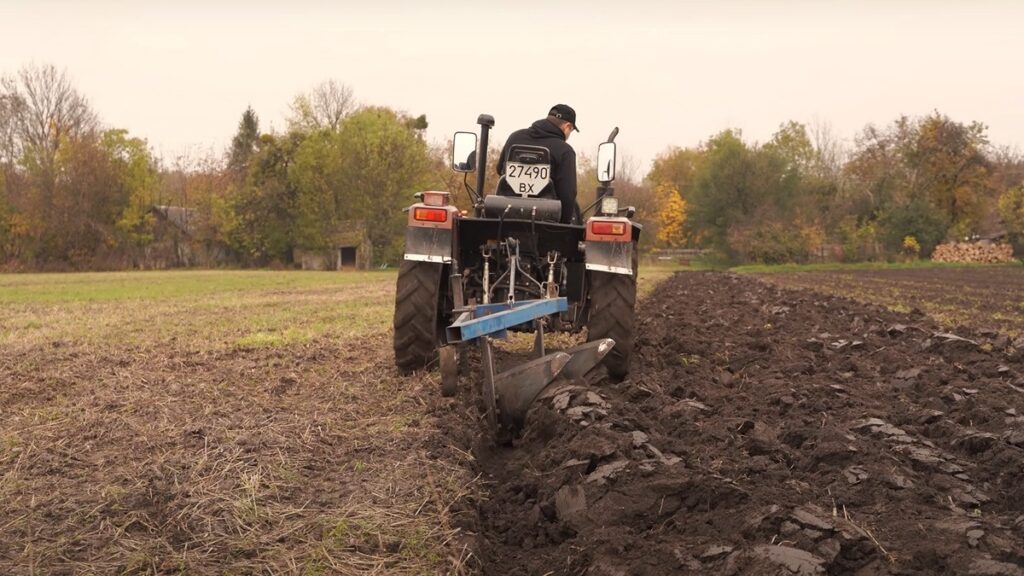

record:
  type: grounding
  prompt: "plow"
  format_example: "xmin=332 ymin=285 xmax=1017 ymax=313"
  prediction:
xmin=393 ymin=113 xmax=640 ymax=441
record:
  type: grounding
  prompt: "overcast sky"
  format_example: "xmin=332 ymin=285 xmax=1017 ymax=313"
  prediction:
xmin=2 ymin=0 xmax=1022 ymax=176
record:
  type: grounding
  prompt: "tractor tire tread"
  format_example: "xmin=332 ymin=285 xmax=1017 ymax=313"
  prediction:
xmin=393 ymin=260 xmax=444 ymax=373
xmin=587 ymin=270 xmax=637 ymax=379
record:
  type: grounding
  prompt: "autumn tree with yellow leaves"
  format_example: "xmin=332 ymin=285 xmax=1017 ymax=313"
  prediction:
xmin=655 ymin=183 xmax=688 ymax=248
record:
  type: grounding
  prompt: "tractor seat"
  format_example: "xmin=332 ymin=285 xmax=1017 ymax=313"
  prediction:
xmin=482 ymin=195 xmax=562 ymax=222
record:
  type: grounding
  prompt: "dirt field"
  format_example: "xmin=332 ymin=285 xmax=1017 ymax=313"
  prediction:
xmin=3 ymin=266 xmax=1024 ymax=574
xmin=0 ymin=267 xmax=676 ymax=574
xmin=440 ymin=269 xmax=1024 ymax=575
xmin=755 ymin=265 xmax=1024 ymax=338
xmin=0 ymin=271 xmax=478 ymax=574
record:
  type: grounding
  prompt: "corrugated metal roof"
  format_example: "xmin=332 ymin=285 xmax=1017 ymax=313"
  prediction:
xmin=151 ymin=205 xmax=200 ymax=236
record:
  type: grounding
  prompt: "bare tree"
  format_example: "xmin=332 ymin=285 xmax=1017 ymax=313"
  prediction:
xmin=287 ymin=80 xmax=356 ymax=133
xmin=0 ymin=64 xmax=97 ymax=178
xmin=989 ymin=144 xmax=1024 ymax=192
xmin=808 ymin=118 xmax=848 ymax=182
xmin=617 ymin=152 xmax=642 ymax=184
xmin=0 ymin=94 xmax=21 ymax=167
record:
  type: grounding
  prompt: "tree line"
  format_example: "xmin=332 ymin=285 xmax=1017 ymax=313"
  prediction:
xmin=644 ymin=116 xmax=1024 ymax=262
xmin=0 ymin=65 xmax=442 ymax=269
xmin=1 ymin=63 xmax=1022 ymax=270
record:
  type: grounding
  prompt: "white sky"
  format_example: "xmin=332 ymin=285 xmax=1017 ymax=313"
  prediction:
xmin=2 ymin=0 xmax=1022 ymax=175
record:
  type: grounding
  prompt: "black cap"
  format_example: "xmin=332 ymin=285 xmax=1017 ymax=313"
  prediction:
xmin=549 ymin=104 xmax=579 ymax=132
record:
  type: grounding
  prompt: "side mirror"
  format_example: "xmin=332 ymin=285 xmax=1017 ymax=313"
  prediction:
xmin=452 ymin=131 xmax=478 ymax=173
xmin=597 ymin=141 xmax=616 ymax=183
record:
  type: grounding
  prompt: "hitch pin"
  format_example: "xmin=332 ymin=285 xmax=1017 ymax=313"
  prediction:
xmin=482 ymin=248 xmax=491 ymax=304
xmin=507 ymin=240 xmax=517 ymax=305
xmin=545 ymin=252 xmax=559 ymax=298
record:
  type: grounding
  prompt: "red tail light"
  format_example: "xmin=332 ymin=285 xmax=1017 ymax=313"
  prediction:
xmin=414 ymin=207 xmax=449 ymax=223
xmin=590 ymin=221 xmax=627 ymax=235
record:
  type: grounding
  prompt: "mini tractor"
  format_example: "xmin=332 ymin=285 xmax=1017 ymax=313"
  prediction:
xmin=392 ymin=114 xmax=640 ymax=440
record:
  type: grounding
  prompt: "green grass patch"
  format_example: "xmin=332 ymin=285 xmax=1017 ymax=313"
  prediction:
xmin=0 ymin=269 xmax=396 ymax=304
xmin=0 ymin=269 xmax=399 ymax=351
xmin=236 ymin=329 xmax=308 ymax=348
xmin=1 ymin=261 xmax=692 ymax=352
xmin=636 ymin=262 xmax=683 ymax=295
xmin=730 ymin=260 xmax=1022 ymax=274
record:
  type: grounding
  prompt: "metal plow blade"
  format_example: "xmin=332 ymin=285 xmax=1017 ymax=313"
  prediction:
xmin=492 ymin=351 xmax=570 ymax=433
xmin=559 ymin=339 xmax=616 ymax=380
xmin=491 ymin=338 xmax=616 ymax=434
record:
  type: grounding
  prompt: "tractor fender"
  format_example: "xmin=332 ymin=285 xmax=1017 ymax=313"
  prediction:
xmin=584 ymin=217 xmax=637 ymax=275
xmin=403 ymin=202 xmax=459 ymax=264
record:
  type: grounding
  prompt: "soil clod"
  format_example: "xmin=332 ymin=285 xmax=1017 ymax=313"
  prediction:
xmin=450 ymin=272 xmax=1024 ymax=575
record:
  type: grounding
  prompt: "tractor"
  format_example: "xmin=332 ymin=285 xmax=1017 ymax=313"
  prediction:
xmin=392 ymin=114 xmax=640 ymax=440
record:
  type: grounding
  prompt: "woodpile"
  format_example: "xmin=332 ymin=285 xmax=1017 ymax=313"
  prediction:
xmin=931 ymin=242 xmax=1016 ymax=263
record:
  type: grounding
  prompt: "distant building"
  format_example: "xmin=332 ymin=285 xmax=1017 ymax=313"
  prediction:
xmin=149 ymin=205 xmax=231 ymax=268
xmin=292 ymin=220 xmax=372 ymax=270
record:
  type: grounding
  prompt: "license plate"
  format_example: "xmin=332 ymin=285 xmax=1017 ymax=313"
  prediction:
xmin=505 ymin=162 xmax=550 ymax=196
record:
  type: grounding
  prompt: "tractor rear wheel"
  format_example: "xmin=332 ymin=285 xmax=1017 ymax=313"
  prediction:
xmin=586 ymin=268 xmax=637 ymax=380
xmin=393 ymin=260 xmax=446 ymax=374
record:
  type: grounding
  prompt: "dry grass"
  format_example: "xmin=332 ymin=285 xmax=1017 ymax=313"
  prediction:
xmin=0 ymin=270 xmax=479 ymax=575
xmin=0 ymin=265 xmax=677 ymax=574
xmin=1 ymin=337 xmax=479 ymax=574
xmin=636 ymin=263 xmax=686 ymax=299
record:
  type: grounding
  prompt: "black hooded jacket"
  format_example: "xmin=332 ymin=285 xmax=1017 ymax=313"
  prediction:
xmin=496 ymin=118 xmax=579 ymax=224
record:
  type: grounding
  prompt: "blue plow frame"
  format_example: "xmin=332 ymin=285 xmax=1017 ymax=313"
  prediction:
xmin=446 ymin=297 xmax=568 ymax=343
xmin=442 ymin=295 xmax=614 ymax=437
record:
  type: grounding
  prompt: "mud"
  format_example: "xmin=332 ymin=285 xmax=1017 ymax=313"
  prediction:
xmin=447 ymin=272 xmax=1024 ymax=575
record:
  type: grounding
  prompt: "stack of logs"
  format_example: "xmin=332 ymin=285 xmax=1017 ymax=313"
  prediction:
xmin=931 ymin=242 xmax=1016 ymax=263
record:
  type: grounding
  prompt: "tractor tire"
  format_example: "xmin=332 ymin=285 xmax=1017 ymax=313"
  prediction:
xmin=393 ymin=260 xmax=446 ymax=374
xmin=586 ymin=269 xmax=637 ymax=380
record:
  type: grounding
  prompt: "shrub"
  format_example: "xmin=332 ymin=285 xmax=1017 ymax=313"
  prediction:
xmin=878 ymin=200 xmax=949 ymax=257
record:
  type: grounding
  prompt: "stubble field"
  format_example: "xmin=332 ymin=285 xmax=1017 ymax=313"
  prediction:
xmin=2 ymin=264 xmax=1023 ymax=575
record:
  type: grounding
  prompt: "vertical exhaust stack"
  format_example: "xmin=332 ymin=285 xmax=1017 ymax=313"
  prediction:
xmin=474 ymin=114 xmax=495 ymax=216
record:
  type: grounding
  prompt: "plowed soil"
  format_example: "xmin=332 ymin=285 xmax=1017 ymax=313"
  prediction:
xmin=444 ymin=272 xmax=1024 ymax=575
xmin=758 ymin=266 xmax=1024 ymax=338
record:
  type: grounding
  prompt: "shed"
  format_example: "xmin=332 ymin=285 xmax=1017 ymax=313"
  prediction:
xmin=293 ymin=220 xmax=372 ymax=270
xmin=149 ymin=205 xmax=231 ymax=268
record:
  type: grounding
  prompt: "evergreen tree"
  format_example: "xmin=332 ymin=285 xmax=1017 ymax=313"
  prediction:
xmin=228 ymin=106 xmax=260 ymax=174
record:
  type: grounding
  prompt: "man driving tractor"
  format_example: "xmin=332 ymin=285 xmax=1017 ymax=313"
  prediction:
xmin=496 ymin=104 xmax=580 ymax=224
